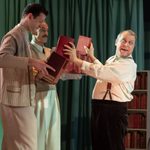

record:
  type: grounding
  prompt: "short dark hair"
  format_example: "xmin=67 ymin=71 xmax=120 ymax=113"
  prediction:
xmin=22 ymin=3 xmax=48 ymax=18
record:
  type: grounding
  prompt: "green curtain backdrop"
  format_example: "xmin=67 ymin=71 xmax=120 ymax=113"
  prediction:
xmin=144 ymin=22 xmax=150 ymax=70
xmin=0 ymin=0 xmax=144 ymax=150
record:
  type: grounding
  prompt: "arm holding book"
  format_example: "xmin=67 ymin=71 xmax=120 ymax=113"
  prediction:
xmin=64 ymin=30 xmax=137 ymax=150
xmin=63 ymin=42 xmax=97 ymax=66
xmin=83 ymin=43 xmax=97 ymax=63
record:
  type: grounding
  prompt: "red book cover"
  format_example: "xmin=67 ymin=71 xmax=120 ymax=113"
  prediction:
xmin=64 ymin=35 xmax=92 ymax=73
xmin=130 ymin=132 xmax=134 ymax=148
xmin=134 ymin=74 xmax=141 ymax=89
xmin=139 ymin=132 xmax=146 ymax=148
xmin=132 ymin=94 xmax=138 ymax=109
xmin=124 ymin=132 xmax=131 ymax=148
xmin=55 ymin=35 xmax=74 ymax=59
xmin=140 ymin=93 xmax=147 ymax=109
xmin=140 ymin=113 xmax=146 ymax=128
xmin=131 ymin=131 xmax=137 ymax=148
xmin=136 ymin=131 xmax=141 ymax=148
xmin=76 ymin=35 xmax=92 ymax=56
xmin=140 ymin=72 xmax=147 ymax=89
xmin=128 ymin=114 xmax=134 ymax=128
xmin=134 ymin=114 xmax=140 ymax=128
xmin=42 ymin=52 xmax=68 ymax=84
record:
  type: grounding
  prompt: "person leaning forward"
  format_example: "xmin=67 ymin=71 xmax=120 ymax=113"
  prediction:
xmin=63 ymin=30 xmax=137 ymax=150
xmin=0 ymin=3 xmax=54 ymax=150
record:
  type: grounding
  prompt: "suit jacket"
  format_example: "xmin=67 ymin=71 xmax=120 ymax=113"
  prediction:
xmin=0 ymin=24 xmax=36 ymax=106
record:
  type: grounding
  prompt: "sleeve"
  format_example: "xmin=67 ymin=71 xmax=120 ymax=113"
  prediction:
xmin=81 ymin=58 xmax=137 ymax=83
xmin=0 ymin=35 xmax=29 ymax=69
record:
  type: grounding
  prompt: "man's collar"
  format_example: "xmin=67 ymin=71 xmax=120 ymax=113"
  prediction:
xmin=31 ymin=40 xmax=44 ymax=53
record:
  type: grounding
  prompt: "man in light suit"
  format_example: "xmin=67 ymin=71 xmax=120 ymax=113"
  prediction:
xmin=30 ymin=22 xmax=82 ymax=150
xmin=0 ymin=3 xmax=54 ymax=150
xmin=30 ymin=22 xmax=61 ymax=150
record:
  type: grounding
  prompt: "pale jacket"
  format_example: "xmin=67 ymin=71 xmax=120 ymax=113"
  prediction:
xmin=0 ymin=24 xmax=35 ymax=106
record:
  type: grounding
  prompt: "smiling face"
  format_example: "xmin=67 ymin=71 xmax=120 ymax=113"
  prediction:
xmin=115 ymin=31 xmax=136 ymax=58
xmin=21 ymin=3 xmax=48 ymax=35
xmin=35 ymin=22 xmax=48 ymax=44
xmin=28 ymin=13 xmax=46 ymax=35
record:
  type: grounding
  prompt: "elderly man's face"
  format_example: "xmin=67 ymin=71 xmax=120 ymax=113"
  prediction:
xmin=35 ymin=22 xmax=48 ymax=44
xmin=115 ymin=31 xmax=135 ymax=57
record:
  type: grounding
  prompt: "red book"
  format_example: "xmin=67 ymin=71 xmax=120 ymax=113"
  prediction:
xmin=42 ymin=51 xmax=68 ymax=84
xmin=64 ymin=35 xmax=92 ymax=74
xmin=141 ymin=72 xmax=147 ymax=89
xmin=140 ymin=93 xmax=147 ymax=109
xmin=124 ymin=132 xmax=131 ymax=148
xmin=134 ymin=74 xmax=141 ymax=89
xmin=140 ymin=132 xmax=146 ymax=148
xmin=55 ymin=35 xmax=74 ymax=59
xmin=76 ymin=35 xmax=92 ymax=55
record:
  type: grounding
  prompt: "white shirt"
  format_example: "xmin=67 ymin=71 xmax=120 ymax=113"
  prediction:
xmin=81 ymin=55 xmax=137 ymax=102
xmin=31 ymin=40 xmax=44 ymax=53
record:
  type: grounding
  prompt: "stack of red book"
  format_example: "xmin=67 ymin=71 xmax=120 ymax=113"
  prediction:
xmin=65 ymin=35 xmax=92 ymax=73
xmin=42 ymin=35 xmax=74 ymax=84
xmin=42 ymin=35 xmax=92 ymax=84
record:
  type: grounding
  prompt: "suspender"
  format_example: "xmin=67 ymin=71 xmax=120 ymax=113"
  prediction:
xmin=102 ymin=82 xmax=112 ymax=100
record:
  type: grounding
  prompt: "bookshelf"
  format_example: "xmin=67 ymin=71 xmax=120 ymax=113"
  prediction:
xmin=124 ymin=71 xmax=150 ymax=150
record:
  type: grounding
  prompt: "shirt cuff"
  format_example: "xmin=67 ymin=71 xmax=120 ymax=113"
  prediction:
xmin=81 ymin=59 xmax=102 ymax=71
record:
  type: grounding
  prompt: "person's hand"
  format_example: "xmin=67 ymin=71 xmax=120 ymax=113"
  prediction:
xmin=64 ymin=42 xmax=84 ymax=67
xmin=35 ymin=70 xmax=44 ymax=80
xmin=29 ymin=58 xmax=55 ymax=77
xmin=32 ymin=67 xmax=43 ymax=80
xmin=84 ymin=43 xmax=97 ymax=63
xmin=63 ymin=42 xmax=77 ymax=63
xmin=84 ymin=43 xmax=94 ymax=57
